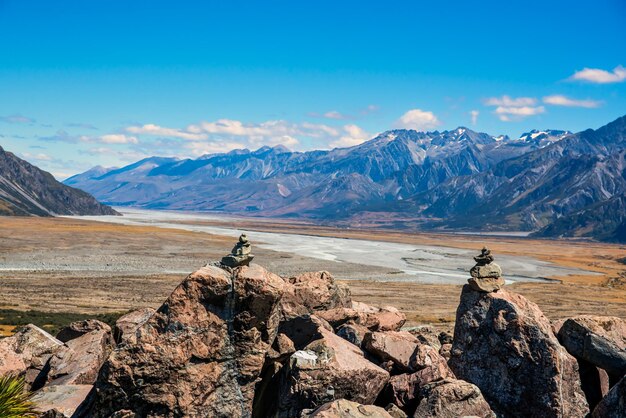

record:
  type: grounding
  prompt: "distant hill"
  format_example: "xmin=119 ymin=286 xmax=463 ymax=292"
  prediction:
xmin=0 ymin=146 xmax=118 ymax=216
xmin=65 ymin=115 xmax=626 ymax=242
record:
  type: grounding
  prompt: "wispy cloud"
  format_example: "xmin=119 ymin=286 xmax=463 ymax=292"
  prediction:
xmin=308 ymin=110 xmax=350 ymax=120
xmin=470 ymin=110 xmax=479 ymax=125
xmin=126 ymin=124 xmax=207 ymax=140
xmin=483 ymin=96 xmax=544 ymax=121
xmin=99 ymin=134 xmax=139 ymax=144
xmin=568 ymin=65 xmax=626 ymax=84
xmin=39 ymin=130 xmax=139 ymax=144
xmin=483 ymin=96 xmax=537 ymax=107
xmin=394 ymin=109 xmax=441 ymax=131
xmin=542 ymin=95 xmax=603 ymax=108
xmin=65 ymin=122 xmax=98 ymax=130
xmin=0 ymin=114 xmax=35 ymax=124
xmin=494 ymin=106 xmax=545 ymax=122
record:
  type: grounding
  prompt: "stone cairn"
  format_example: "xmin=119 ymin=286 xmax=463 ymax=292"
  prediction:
xmin=220 ymin=233 xmax=254 ymax=267
xmin=468 ymin=246 xmax=504 ymax=292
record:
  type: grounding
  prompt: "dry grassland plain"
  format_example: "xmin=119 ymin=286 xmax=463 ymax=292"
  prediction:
xmin=0 ymin=215 xmax=625 ymax=335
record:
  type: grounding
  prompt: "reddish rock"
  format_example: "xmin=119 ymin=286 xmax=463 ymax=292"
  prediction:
xmin=287 ymin=271 xmax=352 ymax=312
xmin=413 ymin=378 xmax=495 ymax=418
xmin=83 ymin=264 xmax=286 ymax=417
xmin=33 ymin=384 xmax=93 ymax=417
xmin=48 ymin=327 xmax=114 ymax=385
xmin=439 ymin=343 xmax=452 ymax=360
xmin=278 ymin=323 xmax=390 ymax=416
xmin=592 ymin=374 xmax=626 ymax=418
xmin=56 ymin=319 xmax=111 ymax=343
xmin=113 ymin=307 xmax=155 ymax=344
xmin=363 ymin=331 xmax=419 ymax=371
xmin=0 ymin=324 xmax=63 ymax=387
xmin=314 ymin=307 xmax=359 ymax=328
xmin=449 ymin=285 xmax=589 ymax=417
xmin=352 ymin=302 xmax=406 ymax=332
xmin=305 ymin=399 xmax=395 ymax=417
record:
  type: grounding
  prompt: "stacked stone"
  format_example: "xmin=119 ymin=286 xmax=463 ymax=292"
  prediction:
xmin=468 ymin=247 xmax=504 ymax=293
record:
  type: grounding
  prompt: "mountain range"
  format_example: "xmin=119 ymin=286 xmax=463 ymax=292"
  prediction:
xmin=65 ymin=115 xmax=626 ymax=242
xmin=0 ymin=146 xmax=118 ymax=216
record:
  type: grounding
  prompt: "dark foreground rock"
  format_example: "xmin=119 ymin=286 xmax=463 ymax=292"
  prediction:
xmin=593 ymin=375 xmax=626 ymax=417
xmin=449 ymin=285 xmax=589 ymax=417
xmin=78 ymin=264 xmax=286 ymax=417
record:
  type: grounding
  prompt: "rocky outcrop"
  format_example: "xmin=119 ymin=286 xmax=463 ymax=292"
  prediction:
xmin=113 ymin=307 xmax=155 ymax=344
xmin=558 ymin=315 xmax=626 ymax=379
xmin=277 ymin=316 xmax=390 ymax=417
xmin=413 ymin=378 xmax=495 ymax=418
xmin=352 ymin=301 xmax=406 ymax=331
xmin=287 ymin=271 xmax=352 ymax=312
xmin=449 ymin=285 xmax=589 ymax=417
xmin=47 ymin=325 xmax=113 ymax=386
xmin=55 ymin=319 xmax=111 ymax=343
xmin=0 ymin=324 xmax=63 ymax=387
xmin=81 ymin=264 xmax=286 ymax=417
xmin=592 ymin=375 xmax=626 ymax=418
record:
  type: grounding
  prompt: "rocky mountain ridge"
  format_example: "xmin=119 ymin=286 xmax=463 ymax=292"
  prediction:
xmin=65 ymin=115 xmax=626 ymax=241
xmin=0 ymin=146 xmax=118 ymax=216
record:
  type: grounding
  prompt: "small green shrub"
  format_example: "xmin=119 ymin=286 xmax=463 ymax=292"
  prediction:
xmin=0 ymin=374 xmax=36 ymax=417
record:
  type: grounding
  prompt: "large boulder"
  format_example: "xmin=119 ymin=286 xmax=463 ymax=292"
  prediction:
xmin=449 ymin=285 xmax=589 ymax=417
xmin=305 ymin=399 xmax=395 ymax=417
xmin=592 ymin=375 xmax=626 ymax=418
xmin=558 ymin=315 xmax=626 ymax=380
xmin=277 ymin=317 xmax=390 ymax=417
xmin=363 ymin=331 xmax=420 ymax=372
xmin=55 ymin=319 xmax=111 ymax=343
xmin=81 ymin=264 xmax=286 ymax=417
xmin=32 ymin=384 xmax=93 ymax=417
xmin=286 ymin=271 xmax=351 ymax=312
xmin=352 ymin=302 xmax=406 ymax=332
xmin=113 ymin=307 xmax=155 ymax=345
xmin=413 ymin=378 xmax=495 ymax=418
xmin=0 ymin=324 xmax=63 ymax=387
xmin=47 ymin=326 xmax=114 ymax=386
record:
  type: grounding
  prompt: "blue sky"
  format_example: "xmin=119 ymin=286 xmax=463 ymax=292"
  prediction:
xmin=0 ymin=0 xmax=625 ymax=179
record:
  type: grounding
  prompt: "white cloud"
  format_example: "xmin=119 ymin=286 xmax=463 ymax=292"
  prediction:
xmin=329 ymin=124 xmax=371 ymax=148
xmin=470 ymin=110 xmax=479 ymax=125
xmin=127 ymin=124 xmax=207 ymax=140
xmin=542 ymin=95 xmax=602 ymax=108
xmin=395 ymin=109 xmax=441 ymax=131
xmin=99 ymin=134 xmax=139 ymax=144
xmin=494 ymin=106 xmax=545 ymax=122
xmin=483 ymin=96 xmax=537 ymax=107
xmin=21 ymin=152 xmax=52 ymax=162
xmin=568 ymin=65 xmax=626 ymax=84
xmin=484 ymin=96 xmax=544 ymax=121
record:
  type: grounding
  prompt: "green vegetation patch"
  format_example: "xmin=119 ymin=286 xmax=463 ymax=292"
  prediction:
xmin=0 ymin=309 xmax=126 ymax=336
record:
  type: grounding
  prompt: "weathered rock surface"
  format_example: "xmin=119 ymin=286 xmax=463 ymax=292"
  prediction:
xmin=469 ymin=263 xmax=503 ymax=280
xmin=363 ymin=331 xmax=420 ymax=372
xmin=33 ymin=384 xmax=93 ymax=417
xmin=315 ymin=307 xmax=359 ymax=328
xmin=48 ymin=326 xmax=113 ymax=386
xmin=113 ymin=307 xmax=155 ymax=344
xmin=0 ymin=324 xmax=63 ymax=387
xmin=305 ymin=399 xmax=395 ymax=418
xmin=287 ymin=271 xmax=352 ymax=312
xmin=352 ymin=301 xmax=406 ymax=331
xmin=406 ymin=326 xmax=442 ymax=351
xmin=449 ymin=285 xmax=589 ymax=417
xmin=81 ymin=264 xmax=286 ymax=417
xmin=413 ymin=378 xmax=495 ymax=418
xmin=278 ymin=319 xmax=390 ymax=417
xmin=467 ymin=276 xmax=505 ymax=292
xmin=592 ymin=375 xmax=626 ymax=418
xmin=558 ymin=315 xmax=626 ymax=378
xmin=55 ymin=319 xmax=111 ymax=343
